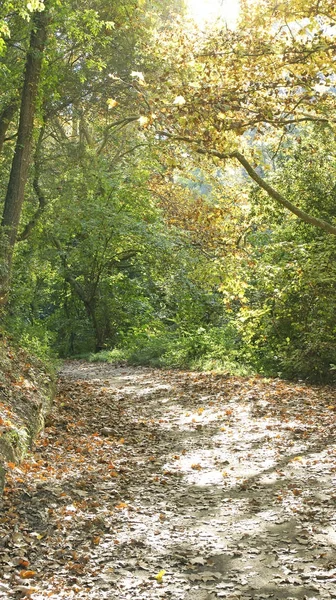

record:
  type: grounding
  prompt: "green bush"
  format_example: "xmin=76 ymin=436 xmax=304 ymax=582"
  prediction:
xmin=89 ymin=325 xmax=253 ymax=375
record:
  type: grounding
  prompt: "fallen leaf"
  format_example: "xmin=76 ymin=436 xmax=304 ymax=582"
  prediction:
xmin=154 ymin=569 xmax=166 ymax=583
xmin=19 ymin=570 xmax=36 ymax=579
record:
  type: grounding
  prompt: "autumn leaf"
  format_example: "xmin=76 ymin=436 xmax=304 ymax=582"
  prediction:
xmin=18 ymin=559 xmax=30 ymax=568
xmin=154 ymin=569 xmax=166 ymax=583
xmin=92 ymin=536 xmax=101 ymax=545
xmin=107 ymin=98 xmax=118 ymax=109
xmin=19 ymin=570 xmax=36 ymax=579
xmin=115 ymin=502 xmax=128 ymax=509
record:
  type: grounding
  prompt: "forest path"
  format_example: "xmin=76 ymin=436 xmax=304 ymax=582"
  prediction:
xmin=1 ymin=362 xmax=336 ymax=600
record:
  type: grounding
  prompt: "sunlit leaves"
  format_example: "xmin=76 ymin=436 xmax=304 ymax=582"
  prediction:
xmin=107 ymin=98 xmax=118 ymax=109
xmin=147 ymin=0 xmax=336 ymax=150
xmin=26 ymin=0 xmax=45 ymax=12
xmin=139 ymin=115 xmax=150 ymax=127
xmin=173 ymin=95 xmax=186 ymax=106
xmin=131 ymin=70 xmax=146 ymax=86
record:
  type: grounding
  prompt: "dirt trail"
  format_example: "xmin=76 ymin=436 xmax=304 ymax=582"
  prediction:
xmin=1 ymin=361 xmax=336 ymax=599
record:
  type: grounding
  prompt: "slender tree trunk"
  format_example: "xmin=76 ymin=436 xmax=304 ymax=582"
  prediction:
xmin=51 ymin=236 xmax=105 ymax=353
xmin=0 ymin=4 xmax=49 ymax=306
xmin=0 ymin=102 xmax=17 ymax=156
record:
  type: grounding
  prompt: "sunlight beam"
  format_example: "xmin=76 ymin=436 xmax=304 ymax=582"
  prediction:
xmin=187 ymin=0 xmax=240 ymax=28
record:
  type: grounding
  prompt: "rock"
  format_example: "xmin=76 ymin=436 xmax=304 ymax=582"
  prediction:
xmin=101 ymin=427 xmax=118 ymax=436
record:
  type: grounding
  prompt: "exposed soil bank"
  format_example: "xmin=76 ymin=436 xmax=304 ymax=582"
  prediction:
xmin=0 ymin=338 xmax=55 ymax=494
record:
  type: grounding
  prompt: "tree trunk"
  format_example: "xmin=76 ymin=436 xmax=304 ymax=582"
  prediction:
xmin=0 ymin=4 xmax=49 ymax=306
xmin=0 ymin=102 xmax=17 ymax=156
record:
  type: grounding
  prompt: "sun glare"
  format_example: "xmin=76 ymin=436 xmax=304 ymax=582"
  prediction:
xmin=187 ymin=0 xmax=240 ymax=28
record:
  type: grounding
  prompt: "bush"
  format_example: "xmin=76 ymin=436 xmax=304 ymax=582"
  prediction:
xmin=89 ymin=325 xmax=253 ymax=375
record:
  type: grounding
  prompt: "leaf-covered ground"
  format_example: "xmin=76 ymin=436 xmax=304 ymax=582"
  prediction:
xmin=0 ymin=362 xmax=336 ymax=599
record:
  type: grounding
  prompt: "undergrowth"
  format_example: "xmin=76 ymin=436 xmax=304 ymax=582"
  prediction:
xmin=87 ymin=327 xmax=254 ymax=376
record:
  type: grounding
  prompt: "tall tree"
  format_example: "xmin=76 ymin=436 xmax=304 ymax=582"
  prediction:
xmin=0 ymin=1 xmax=49 ymax=305
xmin=144 ymin=0 xmax=336 ymax=235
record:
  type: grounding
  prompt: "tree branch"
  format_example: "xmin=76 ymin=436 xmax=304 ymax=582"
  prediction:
xmin=231 ymin=150 xmax=336 ymax=236
xmin=159 ymin=130 xmax=336 ymax=236
xmin=97 ymin=115 xmax=140 ymax=156
xmin=17 ymin=127 xmax=48 ymax=242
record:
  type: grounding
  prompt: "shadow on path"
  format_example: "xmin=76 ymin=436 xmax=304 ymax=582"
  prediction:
xmin=0 ymin=361 xmax=335 ymax=599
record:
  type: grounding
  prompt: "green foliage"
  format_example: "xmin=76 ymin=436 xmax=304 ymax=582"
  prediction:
xmin=89 ymin=325 xmax=251 ymax=376
xmin=1 ymin=1 xmax=336 ymax=384
xmin=239 ymin=126 xmax=336 ymax=381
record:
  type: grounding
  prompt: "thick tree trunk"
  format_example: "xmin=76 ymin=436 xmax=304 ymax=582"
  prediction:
xmin=0 ymin=4 xmax=49 ymax=306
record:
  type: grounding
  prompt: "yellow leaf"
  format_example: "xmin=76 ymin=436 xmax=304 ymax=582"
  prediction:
xmin=154 ymin=569 xmax=166 ymax=583
xmin=107 ymin=98 xmax=118 ymax=109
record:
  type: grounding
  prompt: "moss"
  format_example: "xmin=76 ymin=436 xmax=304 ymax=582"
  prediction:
xmin=0 ymin=336 xmax=56 ymax=497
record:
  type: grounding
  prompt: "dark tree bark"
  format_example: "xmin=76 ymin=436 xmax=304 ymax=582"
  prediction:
xmin=0 ymin=3 xmax=49 ymax=306
xmin=0 ymin=102 xmax=17 ymax=156
xmin=51 ymin=236 xmax=105 ymax=353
